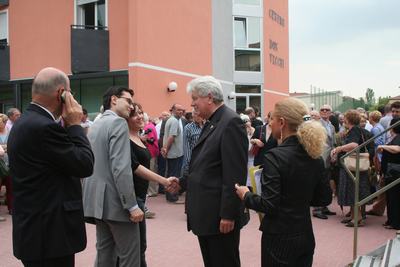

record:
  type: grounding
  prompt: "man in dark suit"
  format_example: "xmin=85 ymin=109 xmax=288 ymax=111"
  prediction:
xmin=179 ymin=76 xmax=248 ymax=267
xmin=7 ymin=67 xmax=94 ymax=267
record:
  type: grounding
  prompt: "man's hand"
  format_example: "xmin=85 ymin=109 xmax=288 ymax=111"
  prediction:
xmin=129 ymin=207 xmax=144 ymax=223
xmin=235 ymin=183 xmax=249 ymax=201
xmin=62 ymin=91 xmax=83 ymax=127
xmin=161 ymin=147 xmax=168 ymax=158
xmin=220 ymin=219 xmax=235 ymax=234
xmin=165 ymin=177 xmax=180 ymax=193
xmin=250 ymin=138 xmax=264 ymax=147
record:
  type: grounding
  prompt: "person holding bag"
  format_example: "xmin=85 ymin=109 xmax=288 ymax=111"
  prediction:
xmin=331 ymin=109 xmax=371 ymax=227
xmin=250 ymin=117 xmax=277 ymax=168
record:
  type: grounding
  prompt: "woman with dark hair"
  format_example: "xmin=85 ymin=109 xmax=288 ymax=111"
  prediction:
xmin=235 ymin=98 xmax=331 ymax=266
xmin=331 ymin=109 xmax=371 ymax=227
xmin=378 ymin=118 xmax=400 ymax=230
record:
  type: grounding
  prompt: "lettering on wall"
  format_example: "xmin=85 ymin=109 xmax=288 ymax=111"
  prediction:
xmin=269 ymin=9 xmax=285 ymax=27
xmin=269 ymin=39 xmax=285 ymax=68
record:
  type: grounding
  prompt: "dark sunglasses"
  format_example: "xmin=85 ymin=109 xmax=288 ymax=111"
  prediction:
xmin=320 ymin=108 xmax=331 ymax=112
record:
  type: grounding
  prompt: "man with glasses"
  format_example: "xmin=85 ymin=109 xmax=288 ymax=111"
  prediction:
xmin=83 ymin=86 xmax=144 ymax=267
xmin=313 ymin=104 xmax=336 ymax=220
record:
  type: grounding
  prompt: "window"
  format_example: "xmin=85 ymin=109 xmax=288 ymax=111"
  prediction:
xmin=0 ymin=10 xmax=8 ymax=44
xmin=235 ymin=85 xmax=262 ymax=115
xmin=234 ymin=17 xmax=261 ymax=72
xmin=76 ymin=0 xmax=106 ymax=28
xmin=234 ymin=0 xmax=260 ymax=5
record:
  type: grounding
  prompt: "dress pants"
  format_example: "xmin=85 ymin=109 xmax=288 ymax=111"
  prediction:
xmin=95 ymin=219 xmax=140 ymax=267
xmin=198 ymin=228 xmax=241 ymax=267
xmin=261 ymin=231 xmax=315 ymax=267
xmin=21 ymin=254 xmax=74 ymax=267
xmin=386 ymin=179 xmax=400 ymax=229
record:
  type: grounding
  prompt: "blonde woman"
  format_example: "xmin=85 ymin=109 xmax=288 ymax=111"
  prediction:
xmin=236 ymin=98 xmax=331 ymax=267
xmin=0 ymin=113 xmax=12 ymax=216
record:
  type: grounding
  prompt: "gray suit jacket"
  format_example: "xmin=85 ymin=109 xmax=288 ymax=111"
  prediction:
xmin=83 ymin=110 xmax=137 ymax=223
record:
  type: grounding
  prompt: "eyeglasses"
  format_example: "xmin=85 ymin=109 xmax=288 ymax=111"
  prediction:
xmin=118 ymin=96 xmax=134 ymax=106
xmin=320 ymin=108 xmax=331 ymax=112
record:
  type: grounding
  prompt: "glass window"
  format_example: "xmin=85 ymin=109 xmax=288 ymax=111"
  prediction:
xmin=21 ymin=83 xmax=32 ymax=112
xmin=70 ymin=79 xmax=81 ymax=103
xmin=234 ymin=18 xmax=246 ymax=48
xmin=249 ymin=95 xmax=261 ymax=111
xmin=80 ymin=77 xmax=113 ymax=113
xmin=236 ymin=96 xmax=247 ymax=114
xmin=97 ymin=0 xmax=106 ymax=27
xmin=0 ymin=11 xmax=7 ymax=43
xmin=76 ymin=0 xmax=107 ymax=28
xmin=247 ymin=17 xmax=260 ymax=48
xmin=114 ymin=75 xmax=129 ymax=87
xmin=235 ymin=85 xmax=261 ymax=94
xmin=235 ymin=50 xmax=260 ymax=71
xmin=0 ymin=85 xmax=13 ymax=113
xmin=234 ymin=0 xmax=260 ymax=5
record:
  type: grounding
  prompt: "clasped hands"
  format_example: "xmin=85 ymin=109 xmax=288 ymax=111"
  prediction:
xmin=164 ymin=177 xmax=180 ymax=194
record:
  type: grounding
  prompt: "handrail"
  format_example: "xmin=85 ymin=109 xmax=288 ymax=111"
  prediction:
xmin=340 ymin=119 xmax=400 ymax=262
xmin=71 ymin=24 xmax=108 ymax=30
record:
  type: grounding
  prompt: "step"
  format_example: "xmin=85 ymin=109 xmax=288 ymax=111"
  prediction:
xmin=381 ymin=236 xmax=400 ymax=267
xmin=353 ymin=255 xmax=382 ymax=267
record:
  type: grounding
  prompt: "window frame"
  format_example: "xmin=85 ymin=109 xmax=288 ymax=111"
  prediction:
xmin=74 ymin=0 xmax=108 ymax=28
xmin=0 ymin=9 xmax=9 ymax=43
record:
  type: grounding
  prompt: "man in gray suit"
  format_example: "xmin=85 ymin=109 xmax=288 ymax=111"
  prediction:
xmin=83 ymin=86 xmax=178 ymax=267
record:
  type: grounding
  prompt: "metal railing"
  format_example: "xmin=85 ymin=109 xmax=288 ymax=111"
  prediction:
xmin=71 ymin=24 xmax=108 ymax=30
xmin=340 ymin=119 xmax=400 ymax=262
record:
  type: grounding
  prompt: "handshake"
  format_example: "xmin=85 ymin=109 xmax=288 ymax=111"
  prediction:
xmin=165 ymin=176 xmax=181 ymax=194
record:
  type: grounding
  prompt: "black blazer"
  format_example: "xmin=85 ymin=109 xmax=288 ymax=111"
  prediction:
xmin=244 ymin=135 xmax=331 ymax=234
xmin=182 ymin=105 xmax=248 ymax=236
xmin=7 ymin=104 xmax=94 ymax=260
xmin=251 ymin=124 xmax=277 ymax=166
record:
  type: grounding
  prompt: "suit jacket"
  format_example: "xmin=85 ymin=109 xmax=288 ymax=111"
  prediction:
xmin=251 ymin=124 xmax=277 ymax=167
xmin=244 ymin=135 xmax=332 ymax=234
xmin=8 ymin=103 xmax=94 ymax=260
xmin=83 ymin=110 xmax=138 ymax=223
xmin=183 ymin=105 xmax=248 ymax=236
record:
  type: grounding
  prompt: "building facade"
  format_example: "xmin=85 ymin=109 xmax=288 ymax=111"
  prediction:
xmin=0 ymin=0 xmax=288 ymax=118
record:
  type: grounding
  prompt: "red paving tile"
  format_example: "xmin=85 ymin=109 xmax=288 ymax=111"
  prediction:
xmin=1 ymin=195 xmax=397 ymax=267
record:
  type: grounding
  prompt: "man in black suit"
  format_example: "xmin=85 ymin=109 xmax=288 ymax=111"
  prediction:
xmin=7 ymin=67 xmax=94 ymax=267
xmin=179 ymin=76 xmax=248 ymax=267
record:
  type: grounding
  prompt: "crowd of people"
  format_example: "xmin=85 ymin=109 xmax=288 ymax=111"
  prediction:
xmin=0 ymin=66 xmax=399 ymax=267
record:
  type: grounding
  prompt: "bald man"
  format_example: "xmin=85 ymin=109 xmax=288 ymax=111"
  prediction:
xmin=8 ymin=67 xmax=94 ymax=267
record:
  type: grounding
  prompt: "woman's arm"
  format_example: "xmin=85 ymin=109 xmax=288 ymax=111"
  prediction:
xmin=377 ymin=145 xmax=400 ymax=154
xmin=0 ymin=145 xmax=4 ymax=157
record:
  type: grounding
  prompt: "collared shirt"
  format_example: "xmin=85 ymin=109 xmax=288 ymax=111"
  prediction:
xmin=5 ymin=120 xmax=13 ymax=132
xmin=182 ymin=121 xmax=203 ymax=174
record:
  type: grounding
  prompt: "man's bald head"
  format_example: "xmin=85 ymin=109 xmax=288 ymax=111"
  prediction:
xmin=32 ymin=67 xmax=69 ymax=96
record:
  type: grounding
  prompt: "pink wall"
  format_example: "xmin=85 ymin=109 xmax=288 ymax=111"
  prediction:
xmin=109 ymin=0 xmax=128 ymax=71
xmin=128 ymin=0 xmax=212 ymax=117
xmin=263 ymin=0 xmax=289 ymax=114
xmin=9 ymin=0 xmax=73 ymax=79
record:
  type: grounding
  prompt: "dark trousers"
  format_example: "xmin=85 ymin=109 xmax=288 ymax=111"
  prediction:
xmin=198 ymin=228 xmax=241 ymax=267
xmin=157 ymin=154 xmax=166 ymax=193
xmin=165 ymin=156 xmax=183 ymax=202
xmin=137 ymin=198 xmax=148 ymax=267
xmin=21 ymin=254 xmax=74 ymax=267
xmin=261 ymin=231 xmax=315 ymax=267
xmin=1 ymin=176 xmax=13 ymax=213
xmin=386 ymin=179 xmax=400 ymax=229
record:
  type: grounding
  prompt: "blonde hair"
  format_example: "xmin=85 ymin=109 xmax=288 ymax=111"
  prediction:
xmin=369 ymin=110 xmax=382 ymax=123
xmin=0 ymin=113 xmax=8 ymax=124
xmin=274 ymin=98 xmax=326 ymax=159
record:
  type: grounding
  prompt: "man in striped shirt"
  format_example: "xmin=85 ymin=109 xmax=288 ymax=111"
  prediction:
xmin=182 ymin=110 xmax=205 ymax=175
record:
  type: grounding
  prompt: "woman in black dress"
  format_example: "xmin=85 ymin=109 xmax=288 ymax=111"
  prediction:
xmin=127 ymin=103 xmax=179 ymax=267
xmin=331 ymin=109 xmax=371 ymax=227
xmin=378 ymin=118 xmax=400 ymax=230
xmin=236 ymin=98 xmax=332 ymax=267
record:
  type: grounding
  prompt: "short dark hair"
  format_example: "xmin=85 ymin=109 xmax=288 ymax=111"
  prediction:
xmin=82 ymin=108 xmax=88 ymax=115
xmin=103 ymin=86 xmax=134 ymax=111
xmin=390 ymin=118 xmax=400 ymax=134
xmin=391 ymin=101 xmax=400 ymax=110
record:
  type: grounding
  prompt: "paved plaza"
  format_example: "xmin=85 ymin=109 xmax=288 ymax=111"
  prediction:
xmin=0 ymin=194 xmax=397 ymax=267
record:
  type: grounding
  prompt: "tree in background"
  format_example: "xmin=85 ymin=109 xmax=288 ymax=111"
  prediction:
xmin=370 ymin=96 xmax=391 ymax=111
xmin=365 ymin=88 xmax=376 ymax=110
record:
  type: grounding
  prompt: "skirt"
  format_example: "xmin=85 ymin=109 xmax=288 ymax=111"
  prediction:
xmin=337 ymin=168 xmax=370 ymax=206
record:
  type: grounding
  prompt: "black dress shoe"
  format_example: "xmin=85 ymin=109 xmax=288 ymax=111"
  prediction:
xmin=366 ymin=210 xmax=382 ymax=216
xmin=313 ymin=213 xmax=328 ymax=220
